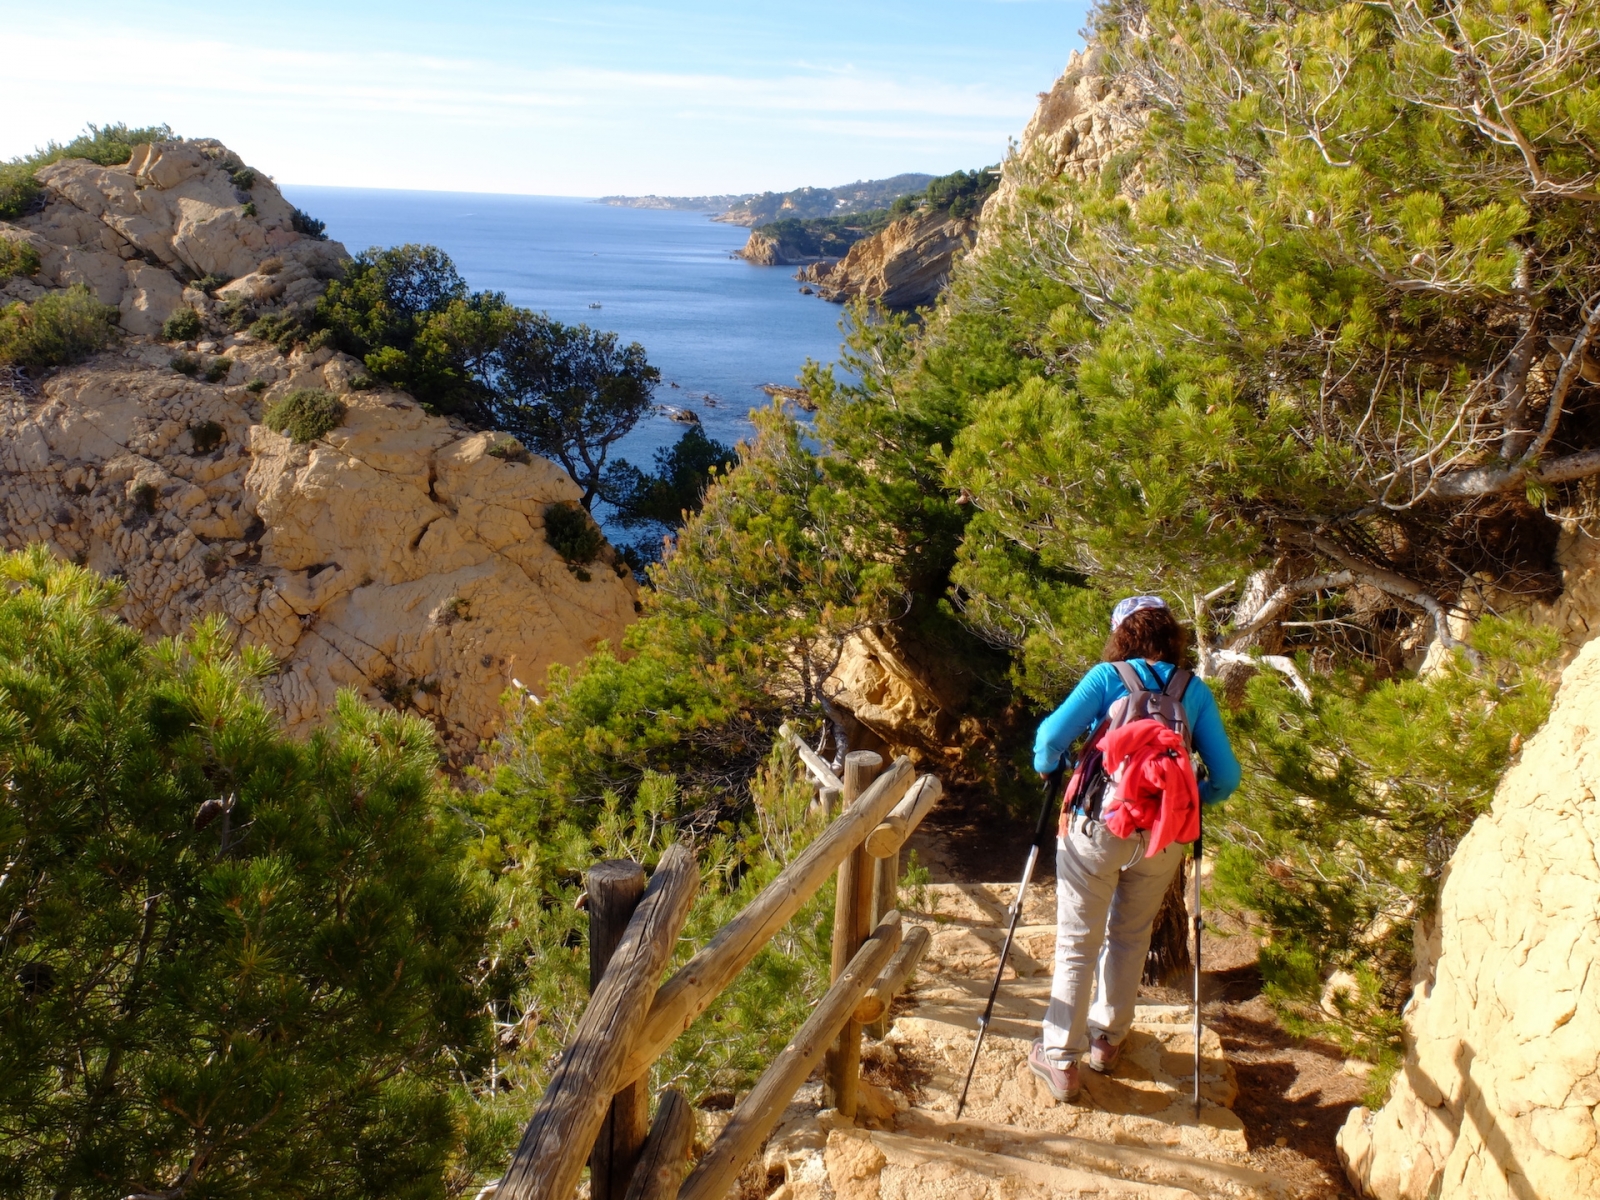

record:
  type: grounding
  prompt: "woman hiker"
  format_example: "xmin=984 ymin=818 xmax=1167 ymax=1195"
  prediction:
xmin=1026 ymin=595 xmax=1242 ymax=1102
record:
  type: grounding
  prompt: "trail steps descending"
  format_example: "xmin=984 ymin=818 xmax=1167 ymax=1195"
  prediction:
xmin=764 ymin=882 xmax=1287 ymax=1200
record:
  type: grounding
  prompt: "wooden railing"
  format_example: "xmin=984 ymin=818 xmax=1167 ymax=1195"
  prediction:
xmin=492 ymin=745 xmax=943 ymax=1200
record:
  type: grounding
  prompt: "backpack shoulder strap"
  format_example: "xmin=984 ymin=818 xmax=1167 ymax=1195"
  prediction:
xmin=1163 ymin=667 xmax=1194 ymax=701
xmin=1111 ymin=660 xmax=1149 ymax=698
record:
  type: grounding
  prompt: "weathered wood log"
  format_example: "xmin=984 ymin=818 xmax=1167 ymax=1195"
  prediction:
xmin=866 ymin=848 xmax=899 ymax=1037
xmin=617 ymin=757 xmax=914 ymax=1088
xmin=620 ymin=1088 xmax=693 ymax=1200
xmin=587 ymin=861 xmax=650 ymax=1200
xmin=498 ymin=844 xmax=700 ymax=1200
xmin=677 ymin=912 xmax=904 ymax=1200
xmin=778 ymin=721 xmax=844 ymax=792
xmin=826 ymin=751 xmax=882 ymax=1115
xmin=852 ymin=924 xmax=931 ymax=1024
xmin=864 ymin=775 xmax=943 ymax=859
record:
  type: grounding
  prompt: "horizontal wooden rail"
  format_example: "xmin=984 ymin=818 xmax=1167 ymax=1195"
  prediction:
xmin=864 ymin=775 xmax=942 ymax=859
xmin=778 ymin=721 xmax=844 ymax=792
xmin=617 ymin=757 xmax=915 ymax=1088
xmin=499 ymin=844 xmax=700 ymax=1200
xmin=621 ymin=1088 xmax=694 ymax=1200
xmin=677 ymin=912 xmax=904 ymax=1200
xmin=853 ymin=924 xmax=930 ymax=1024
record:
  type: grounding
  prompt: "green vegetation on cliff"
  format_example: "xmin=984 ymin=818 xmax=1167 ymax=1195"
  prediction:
xmin=0 ymin=123 xmax=175 ymax=220
xmin=750 ymin=165 xmax=1002 ymax=259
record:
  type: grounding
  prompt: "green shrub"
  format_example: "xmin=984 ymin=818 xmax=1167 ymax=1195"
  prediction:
xmin=0 ymin=286 xmax=119 ymax=368
xmin=169 ymin=353 xmax=200 ymax=376
xmin=249 ymin=310 xmax=305 ymax=353
xmin=0 ymin=545 xmax=492 ymax=1199
xmin=245 ymin=377 xmax=268 ymax=393
xmin=290 ymin=207 xmax=327 ymax=239
xmin=241 ymin=201 xmax=257 ymax=218
xmin=0 ymin=239 xmax=41 ymax=281
xmin=188 ymin=419 xmax=225 ymax=453
xmin=0 ymin=123 xmax=173 ymax=219
xmin=190 ymin=273 xmax=229 ymax=295
xmin=160 ymin=305 xmax=203 ymax=342
xmin=230 ymin=166 xmax=257 ymax=190
xmin=219 ymin=295 xmax=255 ymax=331
xmin=203 ymin=356 xmax=232 ymax=383
xmin=264 ymin=387 xmax=345 ymax=442
xmin=543 ymin=501 xmax=604 ymax=568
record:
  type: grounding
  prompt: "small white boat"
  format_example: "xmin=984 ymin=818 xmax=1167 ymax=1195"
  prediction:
xmin=588 ymin=302 xmax=602 ymax=309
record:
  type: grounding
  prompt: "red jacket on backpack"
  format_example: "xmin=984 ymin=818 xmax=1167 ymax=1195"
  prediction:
xmin=1099 ymin=720 xmax=1200 ymax=857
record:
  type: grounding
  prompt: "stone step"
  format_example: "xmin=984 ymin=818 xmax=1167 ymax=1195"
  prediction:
xmin=890 ymin=1108 xmax=1278 ymax=1199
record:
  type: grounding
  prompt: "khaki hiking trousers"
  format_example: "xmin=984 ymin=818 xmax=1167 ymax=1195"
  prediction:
xmin=1041 ymin=810 xmax=1185 ymax=1066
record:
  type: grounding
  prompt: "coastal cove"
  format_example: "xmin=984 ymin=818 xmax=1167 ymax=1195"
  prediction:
xmin=279 ymin=186 xmax=846 ymax=500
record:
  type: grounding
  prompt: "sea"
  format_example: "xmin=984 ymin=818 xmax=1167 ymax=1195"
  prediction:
xmin=279 ymin=187 xmax=847 ymax=518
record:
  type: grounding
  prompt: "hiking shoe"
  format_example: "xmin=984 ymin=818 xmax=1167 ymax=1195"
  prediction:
xmin=1027 ymin=1039 xmax=1080 ymax=1102
xmin=1088 ymin=1034 xmax=1121 ymax=1074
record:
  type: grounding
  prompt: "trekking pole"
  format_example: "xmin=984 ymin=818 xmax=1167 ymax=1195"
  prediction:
xmin=955 ymin=759 xmax=1066 ymax=1120
xmin=1192 ymin=806 xmax=1204 ymax=1118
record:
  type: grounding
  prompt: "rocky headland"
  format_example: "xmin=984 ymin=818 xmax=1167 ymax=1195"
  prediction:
xmin=792 ymin=209 xmax=977 ymax=310
xmin=0 ymin=140 xmax=637 ymax=753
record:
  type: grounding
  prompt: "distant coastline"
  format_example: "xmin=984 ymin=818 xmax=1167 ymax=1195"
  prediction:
xmin=597 ymin=173 xmax=934 ymax=227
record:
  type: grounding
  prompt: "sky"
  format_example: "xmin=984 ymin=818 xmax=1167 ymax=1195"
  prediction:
xmin=0 ymin=0 xmax=1090 ymax=197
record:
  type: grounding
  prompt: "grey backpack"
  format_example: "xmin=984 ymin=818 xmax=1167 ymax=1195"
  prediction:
xmin=1060 ymin=662 xmax=1194 ymax=822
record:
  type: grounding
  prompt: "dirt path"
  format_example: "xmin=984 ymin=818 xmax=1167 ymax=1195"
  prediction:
xmin=903 ymin=787 xmax=1366 ymax=1198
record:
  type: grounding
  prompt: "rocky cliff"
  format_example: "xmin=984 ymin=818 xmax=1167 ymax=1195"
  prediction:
xmin=795 ymin=209 xmax=975 ymax=310
xmin=974 ymin=44 xmax=1147 ymax=254
xmin=0 ymin=140 xmax=637 ymax=752
xmin=1335 ymin=636 xmax=1600 ymax=1199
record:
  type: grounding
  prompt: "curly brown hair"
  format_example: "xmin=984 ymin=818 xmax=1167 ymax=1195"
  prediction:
xmin=1103 ymin=605 xmax=1192 ymax=667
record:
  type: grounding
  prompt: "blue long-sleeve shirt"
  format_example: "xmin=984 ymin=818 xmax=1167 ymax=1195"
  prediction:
xmin=1033 ymin=660 xmax=1242 ymax=806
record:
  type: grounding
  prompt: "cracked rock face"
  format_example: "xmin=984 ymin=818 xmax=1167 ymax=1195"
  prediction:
xmin=1336 ymin=635 xmax=1600 ymax=1199
xmin=795 ymin=210 xmax=975 ymax=310
xmin=1 ymin=139 xmax=637 ymax=751
xmin=2 ymin=138 xmax=347 ymax=335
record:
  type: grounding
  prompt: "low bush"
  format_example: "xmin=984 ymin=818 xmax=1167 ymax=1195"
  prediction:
xmin=263 ymin=387 xmax=345 ymax=442
xmin=169 ymin=353 xmax=200 ymax=376
xmin=0 ymin=123 xmax=173 ymax=219
xmin=0 ymin=286 xmax=119 ymax=369
xmin=290 ymin=207 xmax=327 ymax=239
xmin=188 ymin=419 xmax=225 ymax=453
xmin=241 ymin=201 xmax=257 ymax=218
xmin=543 ymin=501 xmax=604 ymax=569
xmin=249 ymin=310 xmax=305 ymax=353
xmin=0 ymin=239 xmax=41 ymax=281
xmin=229 ymin=166 xmax=256 ymax=190
xmin=203 ymin=356 xmax=232 ymax=383
xmin=190 ymin=273 xmax=230 ymax=295
xmin=160 ymin=305 xmax=203 ymax=342
xmin=245 ymin=378 xmax=268 ymax=394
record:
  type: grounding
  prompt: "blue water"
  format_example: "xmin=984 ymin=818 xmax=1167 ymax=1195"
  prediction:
xmin=279 ymin=187 xmax=846 ymax=489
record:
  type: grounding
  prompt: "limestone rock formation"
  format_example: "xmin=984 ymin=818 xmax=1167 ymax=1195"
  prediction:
xmin=736 ymin=228 xmax=838 ymax=267
xmin=1336 ymin=636 xmax=1600 ymax=1199
xmin=975 ymin=44 xmax=1148 ymax=254
xmin=1 ymin=139 xmax=346 ymax=336
xmin=795 ymin=210 xmax=974 ymax=310
xmin=1 ymin=140 xmax=638 ymax=751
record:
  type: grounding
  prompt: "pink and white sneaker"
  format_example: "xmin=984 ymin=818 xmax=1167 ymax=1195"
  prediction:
xmin=1088 ymin=1033 xmax=1122 ymax=1074
xmin=1028 ymin=1039 xmax=1081 ymax=1102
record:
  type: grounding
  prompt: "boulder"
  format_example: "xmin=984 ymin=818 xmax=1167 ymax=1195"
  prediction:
xmin=1336 ymin=636 xmax=1600 ymax=1199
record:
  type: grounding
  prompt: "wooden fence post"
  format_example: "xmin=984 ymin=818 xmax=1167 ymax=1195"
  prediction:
xmin=679 ymin=912 xmax=903 ymax=1200
xmin=617 ymin=758 xmax=916 ymax=1089
xmin=588 ymin=861 xmax=650 ymax=1200
xmin=498 ymin=843 xmax=700 ymax=1200
xmin=825 ymin=750 xmax=882 ymax=1116
xmin=867 ymin=851 xmax=897 ymax=1038
xmin=621 ymin=1088 xmax=694 ymax=1200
